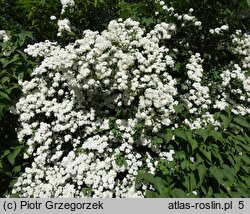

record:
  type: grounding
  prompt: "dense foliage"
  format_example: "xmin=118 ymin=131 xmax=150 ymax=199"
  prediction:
xmin=1 ymin=0 xmax=250 ymax=197
xmin=0 ymin=30 xmax=36 ymax=195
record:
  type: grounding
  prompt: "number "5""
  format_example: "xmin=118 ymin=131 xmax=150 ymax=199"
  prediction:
xmin=238 ymin=201 xmax=244 ymax=209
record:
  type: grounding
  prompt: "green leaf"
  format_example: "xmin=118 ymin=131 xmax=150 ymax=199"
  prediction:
xmin=234 ymin=184 xmax=250 ymax=197
xmin=243 ymin=133 xmax=250 ymax=142
xmin=16 ymin=31 xmax=33 ymax=44
xmin=199 ymin=147 xmax=212 ymax=163
xmin=145 ymin=190 xmax=158 ymax=198
xmin=196 ymin=128 xmax=208 ymax=142
xmin=173 ymin=104 xmax=181 ymax=114
xmin=189 ymin=174 xmax=197 ymax=191
xmin=16 ymin=50 xmax=28 ymax=60
xmin=186 ymin=131 xmax=198 ymax=152
xmin=151 ymin=136 xmax=163 ymax=145
xmin=241 ymin=165 xmax=250 ymax=174
xmin=220 ymin=114 xmax=231 ymax=129
xmin=153 ymin=177 xmax=168 ymax=195
xmin=1 ymin=149 xmax=11 ymax=158
xmin=229 ymin=122 xmax=243 ymax=131
xmin=209 ymin=131 xmax=224 ymax=143
xmin=214 ymin=193 xmax=229 ymax=198
xmin=229 ymin=192 xmax=244 ymax=197
xmin=241 ymin=176 xmax=250 ymax=187
xmin=8 ymin=194 xmax=20 ymax=198
xmin=164 ymin=129 xmax=173 ymax=144
xmin=112 ymin=129 xmax=123 ymax=140
xmin=207 ymin=186 xmax=213 ymax=197
xmin=197 ymin=165 xmax=207 ymax=186
xmin=211 ymin=145 xmax=223 ymax=165
xmin=0 ymin=91 xmax=11 ymax=101
xmin=1 ymin=76 xmax=10 ymax=84
xmin=213 ymin=112 xmax=220 ymax=120
xmin=174 ymin=129 xmax=187 ymax=141
xmin=221 ymin=165 xmax=236 ymax=182
xmin=0 ymin=105 xmax=6 ymax=119
xmin=171 ymin=188 xmax=187 ymax=197
xmin=237 ymin=141 xmax=250 ymax=152
xmin=241 ymin=156 xmax=250 ymax=165
xmin=175 ymin=62 xmax=182 ymax=70
xmin=6 ymin=84 xmax=21 ymax=94
xmin=210 ymin=166 xmax=224 ymax=184
xmin=12 ymin=165 xmax=21 ymax=174
xmin=1 ymin=54 xmax=20 ymax=68
xmin=7 ymin=147 xmax=22 ymax=165
xmin=136 ymin=172 xmax=167 ymax=195
xmin=224 ymin=106 xmax=232 ymax=117
xmin=183 ymin=173 xmax=197 ymax=191
xmin=141 ymin=17 xmax=155 ymax=26
xmin=233 ymin=116 xmax=250 ymax=128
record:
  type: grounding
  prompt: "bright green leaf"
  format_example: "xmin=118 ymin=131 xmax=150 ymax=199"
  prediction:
xmin=151 ymin=136 xmax=163 ymax=145
xmin=209 ymin=131 xmax=224 ymax=143
xmin=174 ymin=129 xmax=187 ymax=141
xmin=233 ymin=116 xmax=250 ymax=128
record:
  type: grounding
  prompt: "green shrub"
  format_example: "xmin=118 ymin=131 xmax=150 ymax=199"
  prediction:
xmin=136 ymin=109 xmax=250 ymax=197
xmin=0 ymin=30 xmax=36 ymax=196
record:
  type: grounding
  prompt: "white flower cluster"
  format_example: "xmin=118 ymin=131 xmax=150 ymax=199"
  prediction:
xmin=232 ymin=31 xmax=250 ymax=70
xmin=25 ymin=40 xmax=58 ymax=58
xmin=0 ymin=30 xmax=9 ymax=42
xmin=181 ymin=54 xmax=218 ymax=129
xmin=209 ymin=25 xmax=229 ymax=35
xmin=60 ymin=0 xmax=75 ymax=14
xmin=212 ymin=32 xmax=250 ymax=115
xmin=57 ymin=18 xmax=72 ymax=36
xmin=156 ymin=0 xmax=202 ymax=28
xmin=158 ymin=0 xmax=174 ymax=13
xmin=11 ymin=1 xmax=250 ymax=197
xmin=50 ymin=0 xmax=75 ymax=36
xmin=11 ymin=18 xmax=179 ymax=198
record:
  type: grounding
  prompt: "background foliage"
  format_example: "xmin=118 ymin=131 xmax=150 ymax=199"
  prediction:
xmin=136 ymin=109 xmax=250 ymax=197
xmin=0 ymin=30 xmax=36 ymax=195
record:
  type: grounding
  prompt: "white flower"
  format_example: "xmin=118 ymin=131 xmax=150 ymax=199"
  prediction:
xmin=221 ymin=25 xmax=229 ymax=30
xmin=209 ymin=29 xmax=214 ymax=34
xmin=159 ymin=1 xmax=165 ymax=6
xmin=64 ymin=134 xmax=72 ymax=142
xmin=60 ymin=0 xmax=75 ymax=14
xmin=0 ymin=30 xmax=9 ymax=42
xmin=50 ymin=15 xmax=57 ymax=20
xmin=57 ymin=18 xmax=72 ymax=36
xmin=194 ymin=21 xmax=202 ymax=26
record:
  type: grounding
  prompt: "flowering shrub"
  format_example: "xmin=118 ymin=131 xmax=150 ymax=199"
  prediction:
xmin=2 ymin=0 xmax=250 ymax=197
